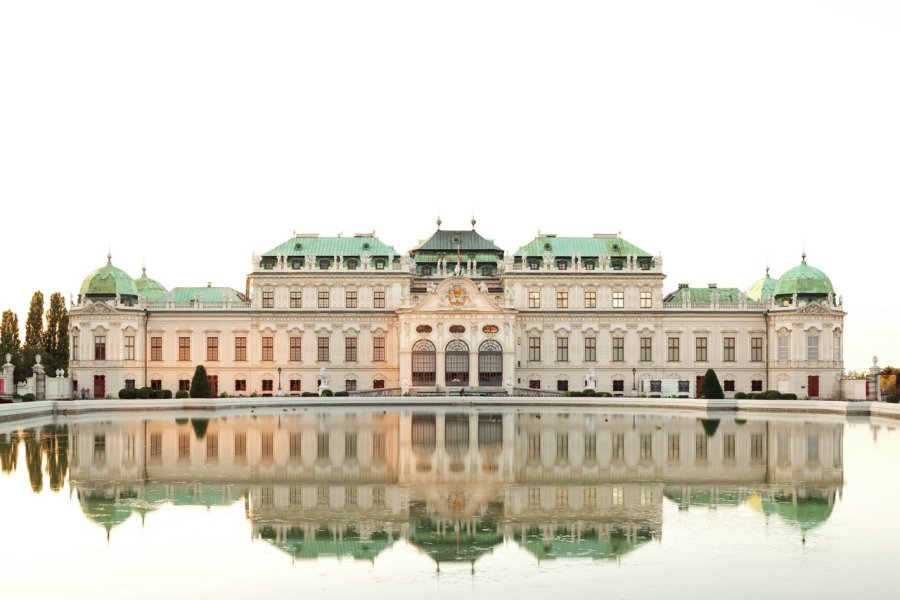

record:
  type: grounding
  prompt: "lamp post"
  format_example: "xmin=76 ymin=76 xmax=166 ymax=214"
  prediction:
xmin=632 ymin=367 xmax=637 ymax=397
xmin=277 ymin=367 xmax=283 ymax=397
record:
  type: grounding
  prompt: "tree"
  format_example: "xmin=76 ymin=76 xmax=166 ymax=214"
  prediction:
xmin=700 ymin=368 xmax=724 ymax=399
xmin=42 ymin=292 xmax=69 ymax=375
xmin=881 ymin=366 xmax=898 ymax=396
xmin=190 ymin=365 xmax=211 ymax=398
xmin=22 ymin=291 xmax=45 ymax=378
xmin=0 ymin=309 xmax=22 ymax=383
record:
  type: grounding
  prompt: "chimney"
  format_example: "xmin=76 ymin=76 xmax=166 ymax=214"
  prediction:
xmin=207 ymin=282 xmax=212 ymax=288
xmin=708 ymin=283 xmax=718 ymax=289
xmin=678 ymin=283 xmax=689 ymax=289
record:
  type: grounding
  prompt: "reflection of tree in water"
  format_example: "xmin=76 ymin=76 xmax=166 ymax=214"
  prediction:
xmin=24 ymin=429 xmax=43 ymax=493
xmin=0 ymin=431 xmax=19 ymax=473
xmin=42 ymin=425 xmax=69 ymax=492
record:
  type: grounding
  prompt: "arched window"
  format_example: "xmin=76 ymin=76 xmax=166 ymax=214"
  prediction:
xmin=411 ymin=340 xmax=436 ymax=386
xmin=445 ymin=413 xmax=470 ymax=457
xmin=445 ymin=340 xmax=469 ymax=386
xmin=411 ymin=413 xmax=436 ymax=455
xmin=478 ymin=340 xmax=503 ymax=387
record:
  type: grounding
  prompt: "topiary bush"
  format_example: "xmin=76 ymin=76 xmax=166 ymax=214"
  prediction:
xmin=780 ymin=393 xmax=798 ymax=400
xmin=137 ymin=387 xmax=152 ymax=399
xmin=598 ymin=391 xmax=613 ymax=397
xmin=583 ymin=389 xmax=597 ymax=397
xmin=175 ymin=390 xmax=189 ymax=399
xmin=220 ymin=391 xmax=229 ymax=398
xmin=118 ymin=388 xmax=138 ymax=399
xmin=885 ymin=395 xmax=899 ymax=403
xmin=160 ymin=389 xmax=173 ymax=399
xmin=734 ymin=392 xmax=747 ymax=400
xmin=335 ymin=391 xmax=349 ymax=397
xmin=190 ymin=365 xmax=211 ymax=399
xmin=763 ymin=390 xmax=781 ymax=400
xmin=302 ymin=391 xmax=318 ymax=397
xmin=22 ymin=393 xmax=36 ymax=402
xmin=321 ymin=389 xmax=334 ymax=397
xmin=700 ymin=369 xmax=724 ymax=399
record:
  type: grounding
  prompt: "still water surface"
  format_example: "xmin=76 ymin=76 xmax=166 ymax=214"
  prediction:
xmin=1 ymin=407 xmax=898 ymax=599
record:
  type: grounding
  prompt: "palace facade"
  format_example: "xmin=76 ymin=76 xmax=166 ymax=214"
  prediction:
xmin=68 ymin=222 xmax=845 ymax=398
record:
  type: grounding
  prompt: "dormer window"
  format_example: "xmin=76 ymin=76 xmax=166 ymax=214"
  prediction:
xmin=612 ymin=260 xmax=623 ymax=270
xmin=557 ymin=260 xmax=567 ymax=270
xmin=375 ymin=261 xmax=385 ymax=270
xmin=640 ymin=260 xmax=650 ymax=270
xmin=291 ymin=259 xmax=302 ymax=270
xmin=482 ymin=266 xmax=495 ymax=276
xmin=584 ymin=261 xmax=595 ymax=270
xmin=346 ymin=259 xmax=357 ymax=270
xmin=319 ymin=259 xmax=330 ymax=270
xmin=529 ymin=261 xmax=540 ymax=270
xmin=294 ymin=242 xmax=302 ymax=251
xmin=362 ymin=242 xmax=370 ymax=250
xmin=421 ymin=266 xmax=433 ymax=276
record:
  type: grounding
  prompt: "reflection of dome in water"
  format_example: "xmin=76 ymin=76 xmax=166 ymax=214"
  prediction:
xmin=258 ymin=525 xmax=397 ymax=561
xmin=517 ymin=525 xmax=654 ymax=560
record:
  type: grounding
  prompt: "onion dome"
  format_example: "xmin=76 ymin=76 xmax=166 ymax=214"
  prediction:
xmin=773 ymin=253 xmax=834 ymax=300
xmin=746 ymin=267 xmax=778 ymax=302
xmin=79 ymin=254 xmax=139 ymax=299
xmin=134 ymin=266 xmax=168 ymax=301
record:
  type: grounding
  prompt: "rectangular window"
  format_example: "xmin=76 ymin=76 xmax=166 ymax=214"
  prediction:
xmin=318 ymin=290 xmax=329 ymax=308
xmin=613 ymin=379 xmax=624 ymax=392
xmin=556 ymin=291 xmax=568 ymax=309
xmin=723 ymin=337 xmax=736 ymax=362
xmin=261 ymin=337 xmax=273 ymax=361
xmin=345 ymin=291 xmax=357 ymax=309
xmin=235 ymin=379 xmax=246 ymax=392
xmin=178 ymin=336 xmax=190 ymax=361
xmin=94 ymin=335 xmax=106 ymax=360
xmin=289 ymin=379 xmax=301 ymax=392
xmin=290 ymin=336 xmax=302 ymax=361
xmin=834 ymin=332 xmax=842 ymax=362
xmin=262 ymin=290 xmax=274 ymax=308
xmin=72 ymin=334 xmax=80 ymax=361
xmin=178 ymin=379 xmax=190 ymax=391
xmin=650 ymin=380 xmax=662 ymax=393
xmin=528 ymin=291 xmax=541 ymax=309
xmin=207 ymin=337 xmax=218 ymax=361
xmin=345 ymin=379 xmax=357 ymax=392
xmin=527 ymin=433 xmax=541 ymax=462
xmin=528 ymin=336 xmax=541 ymax=362
xmin=752 ymin=380 xmax=763 ymax=392
xmin=556 ymin=433 xmax=569 ymax=462
xmin=584 ymin=337 xmax=597 ymax=362
xmin=612 ymin=291 xmax=625 ymax=308
xmin=667 ymin=337 xmax=680 ymax=362
xmin=345 ymin=433 xmax=358 ymax=459
xmin=150 ymin=434 xmax=162 ymax=460
xmin=124 ymin=335 xmax=135 ymax=360
xmin=640 ymin=291 xmax=652 ymax=308
xmin=373 ymin=337 xmax=385 ymax=361
xmin=150 ymin=379 xmax=161 ymax=391
xmin=290 ymin=291 xmax=302 ymax=308
xmin=696 ymin=337 xmax=708 ymax=362
xmin=317 ymin=337 xmax=329 ymax=362
xmin=724 ymin=380 xmax=735 ymax=392
xmin=374 ymin=291 xmax=385 ymax=308
xmin=807 ymin=335 xmax=819 ymax=361
xmin=556 ymin=380 xmax=568 ymax=392
xmin=778 ymin=335 xmax=790 ymax=361
xmin=124 ymin=379 xmax=135 ymax=389
xmin=235 ymin=337 xmax=247 ymax=361
xmin=262 ymin=379 xmax=273 ymax=392
xmin=178 ymin=434 xmax=190 ymax=462
xmin=584 ymin=291 xmax=596 ymax=309
xmin=640 ymin=337 xmax=652 ymax=362
xmin=751 ymin=337 xmax=763 ymax=362
xmin=345 ymin=337 xmax=357 ymax=362
xmin=678 ymin=380 xmax=690 ymax=393
xmin=373 ymin=379 xmax=385 ymax=389
xmin=612 ymin=337 xmax=624 ymax=362
xmin=556 ymin=337 xmax=569 ymax=362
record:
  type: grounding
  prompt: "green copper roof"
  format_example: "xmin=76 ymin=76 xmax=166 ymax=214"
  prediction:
xmin=664 ymin=287 xmax=743 ymax=304
xmin=517 ymin=526 xmax=652 ymax=560
xmin=262 ymin=235 xmax=397 ymax=258
xmin=170 ymin=287 xmax=246 ymax=303
xmin=410 ymin=229 xmax=504 ymax=255
xmin=413 ymin=251 xmax=502 ymax=264
xmin=773 ymin=255 xmax=834 ymax=298
xmin=134 ymin=267 xmax=168 ymax=301
xmin=79 ymin=255 xmax=138 ymax=298
xmin=746 ymin=268 xmax=777 ymax=302
xmin=514 ymin=235 xmax=650 ymax=258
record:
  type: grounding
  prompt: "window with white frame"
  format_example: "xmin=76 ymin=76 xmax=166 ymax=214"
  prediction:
xmin=528 ymin=290 xmax=541 ymax=309
xmin=584 ymin=290 xmax=596 ymax=308
xmin=778 ymin=334 xmax=790 ymax=361
xmin=612 ymin=291 xmax=625 ymax=308
xmin=640 ymin=291 xmax=652 ymax=308
xmin=807 ymin=333 xmax=819 ymax=361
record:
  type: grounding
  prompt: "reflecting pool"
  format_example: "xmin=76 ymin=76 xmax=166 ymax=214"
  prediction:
xmin=1 ymin=407 xmax=899 ymax=598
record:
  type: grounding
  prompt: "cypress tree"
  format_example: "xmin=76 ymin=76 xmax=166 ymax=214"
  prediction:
xmin=190 ymin=365 xmax=211 ymax=398
xmin=1 ymin=310 xmax=22 ymax=383
xmin=700 ymin=368 xmax=724 ymax=399
xmin=43 ymin=292 xmax=69 ymax=374
xmin=22 ymin=291 xmax=45 ymax=378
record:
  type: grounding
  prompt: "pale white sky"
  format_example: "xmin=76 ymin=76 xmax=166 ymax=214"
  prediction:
xmin=1 ymin=1 xmax=897 ymax=371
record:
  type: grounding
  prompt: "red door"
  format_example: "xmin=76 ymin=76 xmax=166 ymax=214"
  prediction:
xmin=93 ymin=375 xmax=105 ymax=399
xmin=208 ymin=375 xmax=218 ymax=398
xmin=696 ymin=376 xmax=704 ymax=398
xmin=808 ymin=376 xmax=819 ymax=398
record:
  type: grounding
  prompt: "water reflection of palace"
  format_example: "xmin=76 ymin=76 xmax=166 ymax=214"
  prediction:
xmin=4 ymin=410 xmax=844 ymax=563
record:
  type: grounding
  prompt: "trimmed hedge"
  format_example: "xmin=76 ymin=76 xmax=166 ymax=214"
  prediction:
xmin=301 ymin=391 xmax=318 ymax=397
xmin=780 ymin=393 xmax=798 ymax=400
xmin=321 ymin=389 xmax=334 ymax=397
xmin=156 ymin=389 xmax=173 ymax=399
xmin=175 ymin=390 xmax=190 ymax=399
xmin=582 ymin=389 xmax=597 ymax=397
xmin=734 ymin=392 xmax=747 ymax=399
xmin=597 ymin=391 xmax=613 ymax=397
xmin=137 ymin=387 xmax=152 ymax=399
xmin=22 ymin=393 xmax=36 ymax=402
xmin=335 ymin=391 xmax=349 ymax=397
xmin=763 ymin=390 xmax=781 ymax=400
xmin=118 ymin=388 xmax=138 ymax=399
xmin=885 ymin=395 xmax=899 ymax=404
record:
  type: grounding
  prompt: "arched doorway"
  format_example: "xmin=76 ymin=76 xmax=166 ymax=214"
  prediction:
xmin=478 ymin=340 xmax=503 ymax=387
xmin=445 ymin=340 xmax=469 ymax=386
xmin=411 ymin=340 xmax=436 ymax=386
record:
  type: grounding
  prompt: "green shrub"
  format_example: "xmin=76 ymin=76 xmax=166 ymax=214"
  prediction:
xmin=190 ymin=365 xmax=211 ymax=399
xmin=598 ymin=391 xmax=613 ymax=397
xmin=335 ymin=391 xmax=349 ymax=397
xmin=885 ymin=395 xmax=898 ymax=404
xmin=175 ymin=390 xmax=189 ymax=399
xmin=582 ymin=389 xmax=597 ymax=397
xmin=220 ymin=391 xmax=229 ymax=398
xmin=250 ymin=391 xmax=259 ymax=398
xmin=302 ymin=391 xmax=318 ymax=397
xmin=191 ymin=419 xmax=209 ymax=439
xmin=734 ymin=392 xmax=747 ymax=400
xmin=321 ymin=389 xmax=334 ymax=397
xmin=160 ymin=389 xmax=173 ymax=399
xmin=700 ymin=418 xmax=721 ymax=437
xmin=780 ymin=393 xmax=798 ymax=400
xmin=700 ymin=369 xmax=724 ymax=399
xmin=763 ymin=390 xmax=781 ymax=400
xmin=22 ymin=393 xmax=36 ymax=402
xmin=137 ymin=387 xmax=152 ymax=399
xmin=118 ymin=388 xmax=138 ymax=399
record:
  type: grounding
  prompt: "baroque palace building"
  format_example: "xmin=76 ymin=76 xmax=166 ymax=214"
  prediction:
xmin=67 ymin=221 xmax=845 ymax=398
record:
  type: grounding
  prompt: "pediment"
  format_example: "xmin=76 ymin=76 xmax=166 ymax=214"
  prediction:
xmin=407 ymin=277 xmax=508 ymax=314
xmin=797 ymin=302 xmax=834 ymax=315
xmin=81 ymin=301 xmax=116 ymax=315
